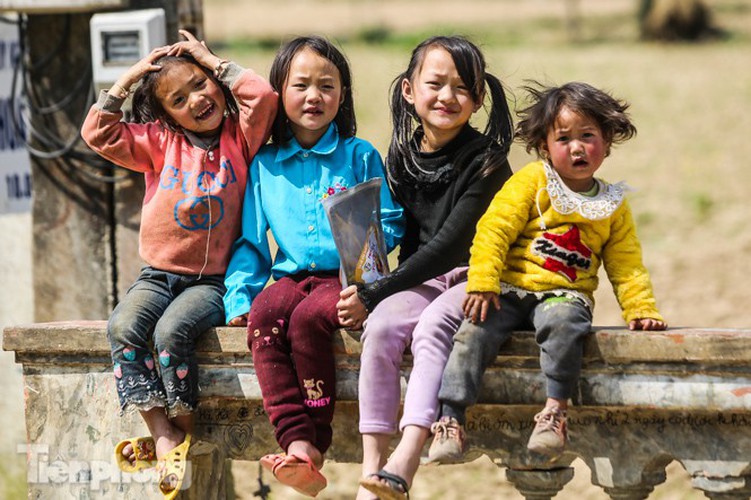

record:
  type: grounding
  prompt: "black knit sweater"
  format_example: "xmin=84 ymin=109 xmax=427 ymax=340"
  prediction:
xmin=358 ymin=125 xmax=513 ymax=311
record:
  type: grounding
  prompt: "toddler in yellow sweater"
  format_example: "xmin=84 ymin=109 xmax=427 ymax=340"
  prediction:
xmin=428 ymin=81 xmax=667 ymax=462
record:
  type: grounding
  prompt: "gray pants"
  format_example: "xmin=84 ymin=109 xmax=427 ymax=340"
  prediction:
xmin=438 ymin=293 xmax=592 ymax=424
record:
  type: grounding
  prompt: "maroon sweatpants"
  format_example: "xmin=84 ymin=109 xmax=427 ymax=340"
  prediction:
xmin=247 ymin=273 xmax=341 ymax=454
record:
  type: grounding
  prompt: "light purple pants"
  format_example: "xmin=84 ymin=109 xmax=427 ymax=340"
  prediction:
xmin=358 ymin=267 xmax=468 ymax=434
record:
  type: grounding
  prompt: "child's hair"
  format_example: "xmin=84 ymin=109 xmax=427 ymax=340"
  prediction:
xmin=515 ymin=81 xmax=637 ymax=158
xmin=268 ymin=35 xmax=356 ymax=145
xmin=131 ymin=55 xmax=239 ymax=132
xmin=387 ymin=35 xmax=513 ymax=185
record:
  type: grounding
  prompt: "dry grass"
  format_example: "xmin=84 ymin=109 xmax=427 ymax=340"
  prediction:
xmin=204 ymin=0 xmax=635 ymax=41
xmin=203 ymin=0 xmax=751 ymax=499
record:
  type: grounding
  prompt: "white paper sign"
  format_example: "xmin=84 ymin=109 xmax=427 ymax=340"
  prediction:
xmin=0 ymin=20 xmax=31 ymax=214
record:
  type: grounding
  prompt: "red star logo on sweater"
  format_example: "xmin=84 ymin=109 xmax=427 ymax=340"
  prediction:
xmin=531 ymin=225 xmax=593 ymax=282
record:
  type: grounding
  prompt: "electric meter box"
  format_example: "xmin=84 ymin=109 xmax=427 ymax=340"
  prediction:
xmin=90 ymin=8 xmax=166 ymax=89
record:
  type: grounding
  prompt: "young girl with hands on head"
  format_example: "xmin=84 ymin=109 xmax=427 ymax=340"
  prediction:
xmin=429 ymin=82 xmax=667 ymax=465
xmin=335 ymin=36 xmax=514 ymax=500
xmin=222 ymin=36 xmax=403 ymax=498
xmin=81 ymin=30 xmax=277 ymax=498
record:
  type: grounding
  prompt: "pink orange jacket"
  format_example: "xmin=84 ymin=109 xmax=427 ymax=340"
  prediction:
xmin=81 ymin=65 xmax=277 ymax=275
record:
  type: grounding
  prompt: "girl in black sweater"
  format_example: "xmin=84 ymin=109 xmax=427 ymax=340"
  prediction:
xmin=336 ymin=36 xmax=514 ymax=500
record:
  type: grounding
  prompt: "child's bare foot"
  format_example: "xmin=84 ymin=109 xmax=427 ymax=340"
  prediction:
xmin=115 ymin=436 xmax=157 ymax=471
xmin=155 ymin=428 xmax=186 ymax=460
xmin=120 ymin=442 xmax=136 ymax=464
xmin=287 ymin=440 xmax=323 ymax=469
xmin=262 ymin=442 xmax=327 ymax=497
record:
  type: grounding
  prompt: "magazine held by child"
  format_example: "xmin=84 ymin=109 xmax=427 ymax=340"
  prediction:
xmin=322 ymin=178 xmax=390 ymax=287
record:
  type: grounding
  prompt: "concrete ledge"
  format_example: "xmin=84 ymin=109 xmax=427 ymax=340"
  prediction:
xmin=7 ymin=321 xmax=751 ymax=363
xmin=5 ymin=321 xmax=751 ymax=499
xmin=5 ymin=322 xmax=751 ymax=409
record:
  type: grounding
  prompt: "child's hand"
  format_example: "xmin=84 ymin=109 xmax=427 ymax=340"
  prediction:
xmin=228 ymin=314 xmax=248 ymax=327
xmin=337 ymin=285 xmax=368 ymax=330
xmin=629 ymin=318 xmax=667 ymax=331
xmin=168 ymin=29 xmax=223 ymax=72
xmin=463 ymin=291 xmax=501 ymax=324
xmin=110 ymin=45 xmax=170 ymax=98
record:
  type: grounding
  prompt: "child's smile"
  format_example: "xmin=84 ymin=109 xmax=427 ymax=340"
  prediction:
xmin=402 ymin=46 xmax=479 ymax=152
xmin=195 ymin=102 xmax=217 ymax=121
xmin=156 ymin=63 xmax=227 ymax=136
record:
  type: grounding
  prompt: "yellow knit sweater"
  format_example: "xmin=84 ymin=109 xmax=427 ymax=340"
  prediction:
xmin=468 ymin=161 xmax=664 ymax=323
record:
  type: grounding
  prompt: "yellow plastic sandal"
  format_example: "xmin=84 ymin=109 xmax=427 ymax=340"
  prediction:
xmin=157 ymin=433 xmax=192 ymax=500
xmin=114 ymin=436 xmax=157 ymax=473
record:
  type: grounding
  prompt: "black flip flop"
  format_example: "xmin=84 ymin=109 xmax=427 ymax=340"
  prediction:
xmin=359 ymin=469 xmax=410 ymax=500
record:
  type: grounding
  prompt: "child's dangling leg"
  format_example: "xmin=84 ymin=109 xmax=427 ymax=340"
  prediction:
xmin=151 ymin=273 xmax=226 ymax=495
xmin=528 ymin=296 xmax=592 ymax=457
xmin=108 ymin=269 xmax=225 ymax=496
xmin=249 ymin=273 xmax=340 ymax=497
xmin=288 ymin=274 xmax=341 ymax=457
xmin=153 ymin=273 xmax=226 ymax=419
xmin=107 ymin=269 xmax=173 ymax=470
xmin=430 ymin=296 xmax=521 ymax=463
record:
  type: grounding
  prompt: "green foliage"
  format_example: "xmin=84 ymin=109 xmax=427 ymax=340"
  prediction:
xmin=636 ymin=211 xmax=656 ymax=228
xmin=690 ymin=192 xmax=714 ymax=222
xmin=356 ymin=25 xmax=391 ymax=44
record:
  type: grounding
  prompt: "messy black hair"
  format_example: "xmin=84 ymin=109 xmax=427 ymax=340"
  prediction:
xmin=515 ymin=81 xmax=637 ymax=158
xmin=131 ymin=55 xmax=238 ymax=132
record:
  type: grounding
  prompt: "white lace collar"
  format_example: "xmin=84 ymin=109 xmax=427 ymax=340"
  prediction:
xmin=541 ymin=162 xmax=628 ymax=222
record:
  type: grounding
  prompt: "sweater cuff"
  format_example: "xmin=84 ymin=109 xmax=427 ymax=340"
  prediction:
xmin=97 ymin=90 xmax=125 ymax=112
xmin=220 ymin=62 xmax=245 ymax=90
xmin=623 ymin=309 xmax=665 ymax=324
xmin=357 ymin=284 xmax=376 ymax=313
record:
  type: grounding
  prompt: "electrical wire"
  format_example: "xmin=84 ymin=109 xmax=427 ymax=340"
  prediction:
xmin=7 ymin=13 xmax=130 ymax=184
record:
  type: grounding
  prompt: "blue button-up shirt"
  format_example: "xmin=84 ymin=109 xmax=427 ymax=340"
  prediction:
xmin=223 ymin=124 xmax=404 ymax=321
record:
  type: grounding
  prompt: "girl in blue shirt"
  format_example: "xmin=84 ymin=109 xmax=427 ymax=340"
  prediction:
xmin=223 ymin=36 xmax=403 ymax=497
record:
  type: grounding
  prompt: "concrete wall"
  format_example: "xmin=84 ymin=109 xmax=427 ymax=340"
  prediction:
xmin=0 ymin=212 xmax=33 ymax=497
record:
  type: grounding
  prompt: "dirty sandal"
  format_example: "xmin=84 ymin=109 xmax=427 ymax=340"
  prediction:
xmin=114 ymin=436 xmax=157 ymax=473
xmin=157 ymin=433 xmax=192 ymax=500
xmin=359 ymin=469 xmax=410 ymax=500
xmin=270 ymin=453 xmax=327 ymax=497
xmin=259 ymin=452 xmax=286 ymax=473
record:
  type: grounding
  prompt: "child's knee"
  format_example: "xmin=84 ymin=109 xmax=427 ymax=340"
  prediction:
xmin=248 ymin=298 xmax=290 ymax=330
xmin=453 ymin=319 xmax=491 ymax=345
xmin=247 ymin=322 xmax=286 ymax=352
xmin=289 ymin=302 xmax=338 ymax=335
xmin=537 ymin=298 xmax=591 ymax=331
xmin=363 ymin=322 xmax=410 ymax=360
xmin=107 ymin=314 xmax=142 ymax=347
